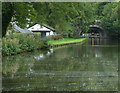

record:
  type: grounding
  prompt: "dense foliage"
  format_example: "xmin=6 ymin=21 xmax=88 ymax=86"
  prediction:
xmin=32 ymin=2 xmax=95 ymax=37
xmin=94 ymin=2 xmax=119 ymax=37
xmin=101 ymin=3 xmax=119 ymax=37
xmin=2 ymin=34 xmax=48 ymax=56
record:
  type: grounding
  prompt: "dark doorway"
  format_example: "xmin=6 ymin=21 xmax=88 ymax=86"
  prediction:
xmin=41 ymin=32 xmax=46 ymax=38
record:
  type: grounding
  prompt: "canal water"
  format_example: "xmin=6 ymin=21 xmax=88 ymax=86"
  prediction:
xmin=2 ymin=38 xmax=119 ymax=91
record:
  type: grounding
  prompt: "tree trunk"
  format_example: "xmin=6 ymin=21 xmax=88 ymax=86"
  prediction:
xmin=73 ymin=26 xmax=82 ymax=37
xmin=2 ymin=3 xmax=14 ymax=37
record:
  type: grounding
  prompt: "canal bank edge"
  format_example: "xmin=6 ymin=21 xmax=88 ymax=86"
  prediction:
xmin=3 ymin=38 xmax=87 ymax=57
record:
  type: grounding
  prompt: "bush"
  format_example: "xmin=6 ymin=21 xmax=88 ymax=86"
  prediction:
xmin=18 ymin=34 xmax=36 ymax=51
xmin=2 ymin=33 xmax=49 ymax=56
xmin=2 ymin=38 xmax=21 ymax=55
xmin=53 ymin=34 xmax=63 ymax=40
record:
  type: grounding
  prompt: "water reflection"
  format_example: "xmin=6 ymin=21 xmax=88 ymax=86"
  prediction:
xmin=2 ymin=39 xmax=119 ymax=91
xmin=34 ymin=49 xmax=54 ymax=60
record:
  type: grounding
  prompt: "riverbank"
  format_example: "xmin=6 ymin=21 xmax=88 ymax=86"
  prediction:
xmin=2 ymin=34 xmax=86 ymax=56
xmin=48 ymin=38 xmax=87 ymax=47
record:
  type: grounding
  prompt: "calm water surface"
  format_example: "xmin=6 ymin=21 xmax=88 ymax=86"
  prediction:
xmin=2 ymin=38 xmax=119 ymax=91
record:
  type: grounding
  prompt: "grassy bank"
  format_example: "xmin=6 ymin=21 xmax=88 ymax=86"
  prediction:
xmin=48 ymin=38 xmax=86 ymax=46
xmin=2 ymin=33 xmax=87 ymax=56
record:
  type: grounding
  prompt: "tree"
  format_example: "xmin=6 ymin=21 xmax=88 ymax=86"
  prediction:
xmin=101 ymin=2 xmax=119 ymax=37
xmin=2 ymin=3 xmax=14 ymax=37
xmin=66 ymin=3 xmax=95 ymax=36
xmin=2 ymin=2 xmax=36 ymax=37
xmin=33 ymin=2 xmax=95 ymax=37
xmin=33 ymin=2 xmax=71 ymax=34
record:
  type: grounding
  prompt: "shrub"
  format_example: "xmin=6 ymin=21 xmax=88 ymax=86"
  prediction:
xmin=18 ymin=34 xmax=36 ymax=51
xmin=2 ymin=38 xmax=21 ymax=55
xmin=53 ymin=34 xmax=63 ymax=40
xmin=2 ymin=33 xmax=49 ymax=56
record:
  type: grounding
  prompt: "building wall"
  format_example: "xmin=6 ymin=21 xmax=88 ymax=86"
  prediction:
xmin=46 ymin=31 xmax=54 ymax=36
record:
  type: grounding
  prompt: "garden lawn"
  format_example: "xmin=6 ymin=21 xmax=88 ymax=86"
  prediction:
xmin=48 ymin=38 xmax=86 ymax=46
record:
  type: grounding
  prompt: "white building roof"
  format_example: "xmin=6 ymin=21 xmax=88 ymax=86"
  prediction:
xmin=28 ymin=24 xmax=53 ymax=32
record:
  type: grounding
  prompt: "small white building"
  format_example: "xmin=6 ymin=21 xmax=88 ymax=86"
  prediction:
xmin=28 ymin=24 xmax=56 ymax=38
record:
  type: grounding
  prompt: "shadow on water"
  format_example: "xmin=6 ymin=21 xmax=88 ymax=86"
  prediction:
xmin=2 ymin=38 xmax=119 ymax=91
